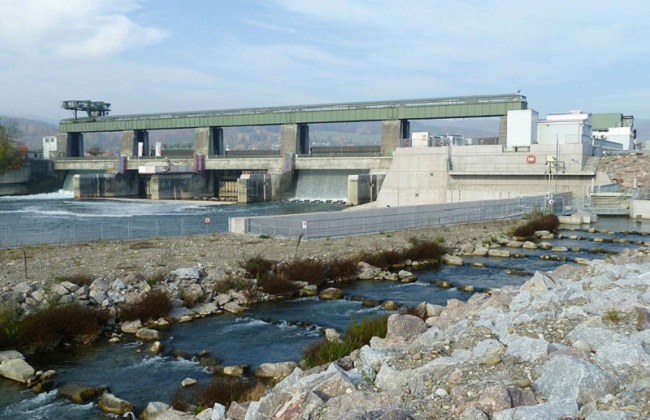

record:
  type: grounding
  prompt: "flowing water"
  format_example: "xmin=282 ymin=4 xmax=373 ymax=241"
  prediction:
xmin=1 ymin=193 xmax=648 ymax=418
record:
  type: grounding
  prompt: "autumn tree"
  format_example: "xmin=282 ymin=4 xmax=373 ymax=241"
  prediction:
xmin=0 ymin=122 xmax=26 ymax=174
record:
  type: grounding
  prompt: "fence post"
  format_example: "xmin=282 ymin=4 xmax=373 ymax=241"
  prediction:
xmin=100 ymin=223 xmax=104 ymax=241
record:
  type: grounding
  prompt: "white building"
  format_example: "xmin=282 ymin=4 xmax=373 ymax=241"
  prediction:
xmin=42 ymin=136 xmax=58 ymax=159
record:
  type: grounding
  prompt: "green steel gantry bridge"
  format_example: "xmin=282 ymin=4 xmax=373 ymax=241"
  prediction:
xmin=59 ymin=94 xmax=527 ymax=132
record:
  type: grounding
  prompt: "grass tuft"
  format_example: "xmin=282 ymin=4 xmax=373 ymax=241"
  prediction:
xmin=170 ymin=376 xmax=257 ymax=411
xmin=513 ymin=213 xmax=560 ymax=239
xmin=302 ymin=315 xmax=388 ymax=369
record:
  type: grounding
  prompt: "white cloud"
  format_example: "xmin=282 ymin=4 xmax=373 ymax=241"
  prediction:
xmin=0 ymin=0 xmax=165 ymax=58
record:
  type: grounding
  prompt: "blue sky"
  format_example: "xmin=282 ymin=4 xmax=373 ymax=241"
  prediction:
xmin=1 ymin=0 xmax=649 ymax=122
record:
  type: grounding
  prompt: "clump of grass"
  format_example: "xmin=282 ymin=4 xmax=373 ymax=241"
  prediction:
xmin=119 ymin=290 xmax=173 ymax=322
xmin=15 ymin=304 xmax=107 ymax=351
xmin=302 ymin=315 xmax=388 ymax=369
xmin=603 ymin=309 xmax=625 ymax=323
xmin=278 ymin=258 xmax=327 ymax=286
xmin=146 ymin=269 xmax=167 ymax=286
xmin=513 ymin=213 xmax=560 ymax=239
xmin=170 ymin=376 xmax=257 ymax=412
xmin=0 ymin=304 xmax=20 ymax=350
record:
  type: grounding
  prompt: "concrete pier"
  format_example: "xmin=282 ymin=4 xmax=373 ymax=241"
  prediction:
xmin=121 ymin=130 xmax=149 ymax=157
xmin=56 ymin=132 xmax=84 ymax=158
xmin=195 ymin=127 xmax=224 ymax=156
xmin=147 ymin=173 xmax=214 ymax=200
xmin=347 ymin=173 xmax=386 ymax=205
xmin=381 ymin=120 xmax=410 ymax=156
xmin=73 ymin=172 xmax=139 ymax=198
xmin=280 ymin=124 xmax=309 ymax=155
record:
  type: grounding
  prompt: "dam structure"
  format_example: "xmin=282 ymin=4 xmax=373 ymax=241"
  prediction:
xmin=53 ymin=94 xmax=526 ymax=203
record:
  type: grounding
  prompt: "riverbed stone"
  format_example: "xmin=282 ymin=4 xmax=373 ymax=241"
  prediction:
xmin=57 ymin=383 xmax=99 ymax=404
xmin=493 ymin=399 xmax=579 ymax=420
xmin=169 ymin=267 xmax=201 ymax=281
xmin=97 ymin=391 xmax=134 ymax=415
xmin=505 ymin=334 xmax=548 ymax=362
xmin=442 ymin=254 xmax=464 ymax=265
xmin=223 ymin=302 xmax=247 ymax=314
xmin=357 ymin=262 xmax=381 ymax=279
xmin=319 ymin=287 xmax=344 ymax=300
xmin=488 ymin=249 xmax=510 ymax=258
xmin=0 ymin=358 xmax=35 ymax=384
xmin=135 ymin=327 xmax=160 ymax=341
xmin=156 ymin=409 xmax=195 ymax=419
xmin=0 ymin=350 xmax=24 ymax=362
xmin=121 ymin=319 xmax=142 ymax=333
xmin=211 ymin=365 xmax=246 ymax=376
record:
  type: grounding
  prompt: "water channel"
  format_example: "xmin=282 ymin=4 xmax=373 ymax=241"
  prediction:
xmin=1 ymin=192 xmax=649 ymax=418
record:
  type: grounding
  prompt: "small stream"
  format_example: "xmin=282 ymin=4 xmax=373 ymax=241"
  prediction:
xmin=0 ymin=218 xmax=648 ymax=418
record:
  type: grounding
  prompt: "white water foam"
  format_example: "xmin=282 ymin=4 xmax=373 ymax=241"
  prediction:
xmin=0 ymin=189 xmax=74 ymax=201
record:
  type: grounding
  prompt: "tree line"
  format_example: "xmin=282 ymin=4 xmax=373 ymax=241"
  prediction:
xmin=0 ymin=121 xmax=27 ymax=173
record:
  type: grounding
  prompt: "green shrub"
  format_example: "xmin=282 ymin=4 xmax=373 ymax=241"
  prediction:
xmin=302 ymin=315 xmax=388 ymax=368
xmin=241 ymin=256 xmax=275 ymax=280
xmin=119 ymin=290 xmax=173 ymax=321
xmin=0 ymin=305 xmax=20 ymax=349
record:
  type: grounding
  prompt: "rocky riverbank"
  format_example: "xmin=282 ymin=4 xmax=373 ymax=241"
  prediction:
xmin=224 ymin=247 xmax=650 ymax=420
xmin=1 ymin=220 xmax=649 ymax=418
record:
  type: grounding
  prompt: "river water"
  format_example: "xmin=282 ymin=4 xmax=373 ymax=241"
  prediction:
xmin=0 ymin=193 xmax=649 ymax=418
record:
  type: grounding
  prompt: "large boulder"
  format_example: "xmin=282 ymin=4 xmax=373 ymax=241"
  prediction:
xmin=319 ymin=288 xmax=344 ymax=300
xmin=57 ymin=383 xmax=100 ymax=404
xmin=0 ymin=358 xmax=35 ymax=384
xmin=535 ymin=355 xmax=619 ymax=405
xmin=357 ymin=262 xmax=381 ymax=279
xmin=254 ymin=361 xmax=298 ymax=381
xmin=140 ymin=401 xmax=170 ymax=420
xmin=385 ymin=314 xmax=426 ymax=342
xmin=97 ymin=391 xmax=134 ymax=415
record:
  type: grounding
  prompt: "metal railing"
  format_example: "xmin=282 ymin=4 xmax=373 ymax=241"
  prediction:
xmin=235 ymin=194 xmax=570 ymax=239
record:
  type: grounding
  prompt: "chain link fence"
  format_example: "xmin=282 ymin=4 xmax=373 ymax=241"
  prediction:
xmin=235 ymin=193 xmax=572 ymax=239
xmin=0 ymin=217 xmax=221 ymax=248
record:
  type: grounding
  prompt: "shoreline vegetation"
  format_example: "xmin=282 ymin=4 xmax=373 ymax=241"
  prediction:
xmin=1 ymin=215 xmax=649 ymax=418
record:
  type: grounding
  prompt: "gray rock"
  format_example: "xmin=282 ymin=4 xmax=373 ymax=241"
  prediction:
xmin=319 ymin=287 xmax=344 ymax=300
xmin=57 ymin=383 xmax=99 ymax=404
xmin=385 ymin=314 xmax=426 ymax=342
xmin=97 ymin=391 xmax=134 ymax=415
xmin=0 ymin=350 xmax=24 ymax=362
xmin=318 ymin=391 xmax=402 ymax=420
xmin=460 ymin=406 xmax=489 ymax=420
xmin=227 ymin=401 xmax=249 ymax=420
xmin=90 ymin=279 xmax=109 ymax=291
xmin=223 ymin=302 xmax=247 ymax=314
xmin=0 ymin=358 xmax=35 ymax=383
xmin=169 ymin=306 xmax=195 ymax=320
xmin=156 ymin=409 xmax=195 ymax=419
xmin=442 ymin=254 xmax=464 ymax=265
xmin=636 ymin=306 xmax=650 ymax=331
xmin=121 ymin=319 xmax=142 ymax=333
xmin=357 ymin=262 xmax=381 ymax=279
xmin=139 ymin=401 xmax=170 ymax=420
xmin=585 ymin=410 xmax=639 ymax=419
xmin=254 ymin=361 xmax=297 ymax=380
xmin=505 ymin=334 xmax=548 ymax=362
xmin=214 ymin=293 xmax=232 ymax=306
xmin=135 ymin=327 xmax=160 ymax=341
xmin=325 ymin=328 xmax=342 ymax=343
xmin=535 ymin=355 xmax=619 ymax=405
xmin=211 ymin=402 xmax=227 ymax=420
xmin=169 ymin=267 xmax=201 ymax=281
xmin=493 ymin=399 xmax=579 ymax=420
xmin=192 ymin=302 xmax=218 ymax=316
xmin=488 ymin=249 xmax=510 ymax=258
